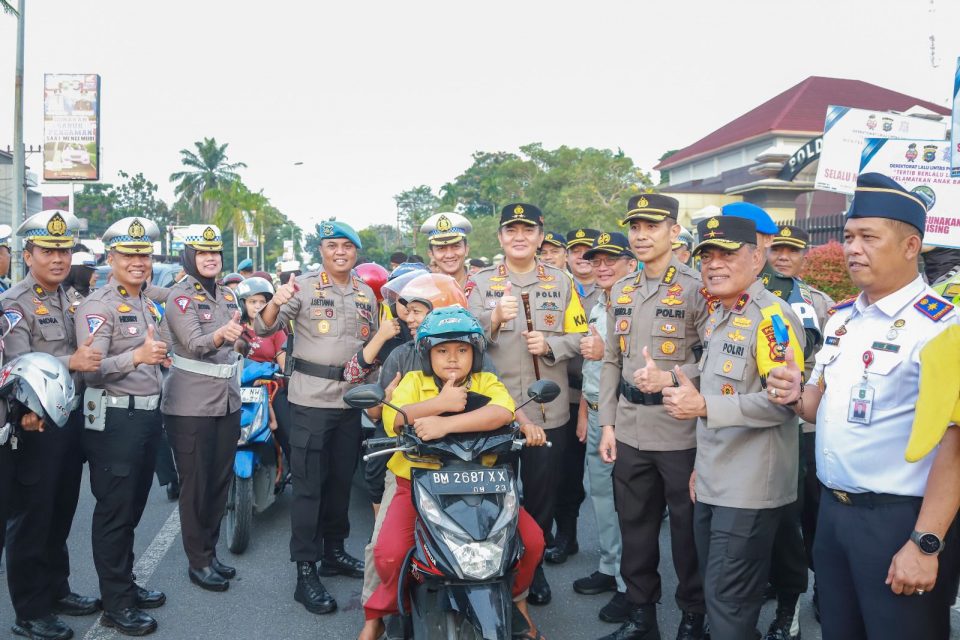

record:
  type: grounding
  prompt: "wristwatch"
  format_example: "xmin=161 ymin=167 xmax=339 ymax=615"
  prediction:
xmin=910 ymin=530 xmax=944 ymax=555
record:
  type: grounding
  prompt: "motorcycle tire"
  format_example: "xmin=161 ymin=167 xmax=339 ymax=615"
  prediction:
xmin=225 ymin=474 xmax=254 ymax=554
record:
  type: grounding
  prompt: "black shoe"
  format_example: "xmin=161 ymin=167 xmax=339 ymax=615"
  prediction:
xmin=135 ymin=585 xmax=166 ymax=609
xmin=54 ymin=593 xmax=101 ymax=617
xmin=599 ymin=592 xmax=635 ymax=624
xmin=597 ymin=604 xmax=659 ymax=640
xmin=676 ymin=611 xmax=705 ymax=640
xmin=574 ymin=571 xmax=619 ymax=595
xmin=544 ymin=531 xmax=579 ymax=564
xmin=211 ymin=557 xmax=237 ymax=579
xmin=165 ymin=480 xmax=180 ymax=501
xmin=762 ymin=613 xmax=799 ymax=640
xmin=188 ymin=566 xmax=229 ymax=592
xmin=294 ymin=562 xmax=337 ymax=615
xmin=100 ymin=608 xmax=157 ymax=637
xmin=11 ymin=615 xmax=74 ymax=640
xmin=527 ymin=565 xmax=552 ymax=606
xmin=319 ymin=540 xmax=364 ymax=578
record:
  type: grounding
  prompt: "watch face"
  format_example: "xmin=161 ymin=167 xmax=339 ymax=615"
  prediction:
xmin=919 ymin=533 xmax=942 ymax=554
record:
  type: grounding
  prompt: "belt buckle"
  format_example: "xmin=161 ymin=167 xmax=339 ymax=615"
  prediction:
xmin=832 ymin=490 xmax=852 ymax=505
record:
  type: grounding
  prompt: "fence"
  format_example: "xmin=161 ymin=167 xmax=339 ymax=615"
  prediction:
xmin=777 ymin=213 xmax=846 ymax=246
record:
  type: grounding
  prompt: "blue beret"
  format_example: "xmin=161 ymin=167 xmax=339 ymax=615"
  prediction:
xmin=847 ymin=172 xmax=926 ymax=236
xmin=722 ymin=202 xmax=778 ymax=235
xmin=237 ymin=258 xmax=254 ymax=271
xmin=317 ymin=220 xmax=362 ymax=250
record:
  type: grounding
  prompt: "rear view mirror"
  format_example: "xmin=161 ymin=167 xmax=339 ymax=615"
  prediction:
xmin=344 ymin=384 xmax=385 ymax=410
xmin=526 ymin=380 xmax=561 ymax=404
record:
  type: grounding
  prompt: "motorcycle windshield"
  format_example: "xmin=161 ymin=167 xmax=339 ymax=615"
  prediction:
xmin=409 ymin=425 xmax=518 ymax=462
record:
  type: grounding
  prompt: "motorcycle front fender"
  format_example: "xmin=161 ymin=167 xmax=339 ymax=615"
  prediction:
xmin=233 ymin=449 xmax=255 ymax=479
xmin=445 ymin=580 xmax=512 ymax=640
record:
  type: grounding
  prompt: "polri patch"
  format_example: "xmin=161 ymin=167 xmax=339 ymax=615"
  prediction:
xmin=86 ymin=314 xmax=106 ymax=336
xmin=3 ymin=309 xmax=23 ymax=331
xmin=174 ymin=296 xmax=190 ymax=313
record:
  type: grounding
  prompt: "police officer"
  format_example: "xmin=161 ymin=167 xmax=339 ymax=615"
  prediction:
xmin=256 ymin=220 xmax=378 ymax=615
xmin=768 ymin=173 xmax=960 ymax=640
xmin=76 ymin=217 xmax=168 ymax=636
xmin=538 ymin=231 xmax=567 ymax=269
xmin=0 ymin=224 xmax=12 ymax=291
xmin=420 ymin=212 xmax=473 ymax=288
xmin=64 ymin=251 xmax=97 ymax=304
xmin=768 ymin=225 xmax=834 ymax=322
xmin=550 ymin=227 xmax=601 ymax=564
xmin=467 ymin=203 xmax=588 ymax=604
xmin=662 ymin=214 xmax=806 ymax=640
xmin=237 ymin=257 xmax=254 ymax=279
xmin=596 ymin=195 xmax=708 ymax=640
xmin=161 ymin=224 xmax=243 ymax=593
xmin=672 ymin=228 xmax=694 ymax=267
xmin=1 ymin=210 xmax=103 ymax=640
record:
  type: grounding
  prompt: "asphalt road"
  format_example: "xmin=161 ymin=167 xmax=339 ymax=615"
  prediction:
xmin=1 ymin=467 xmax=957 ymax=639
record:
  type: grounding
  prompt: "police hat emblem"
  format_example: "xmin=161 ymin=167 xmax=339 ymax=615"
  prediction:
xmin=780 ymin=227 xmax=792 ymax=237
xmin=202 ymin=226 xmax=216 ymax=242
xmin=321 ymin=222 xmax=334 ymax=237
xmin=575 ymin=229 xmax=586 ymax=239
xmin=436 ymin=215 xmax=452 ymax=232
xmin=637 ymin=196 xmax=649 ymax=208
xmin=707 ymin=217 xmax=720 ymax=229
xmin=129 ymin=219 xmax=146 ymax=239
xmin=47 ymin=213 xmax=67 ymax=236
xmin=513 ymin=205 xmax=525 ymax=217
xmin=598 ymin=232 xmax=611 ymax=245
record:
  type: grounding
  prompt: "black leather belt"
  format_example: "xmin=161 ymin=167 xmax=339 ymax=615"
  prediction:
xmin=620 ymin=378 xmax=662 ymax=406
xmin=821 ymin=484 xmax=919 ymax=507
xmin=293 ymin=358 xmax=345 ymax=381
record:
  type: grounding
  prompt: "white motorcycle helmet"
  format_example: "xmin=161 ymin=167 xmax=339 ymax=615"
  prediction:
xmin=0 ymin=352 xmax=76 ymax=428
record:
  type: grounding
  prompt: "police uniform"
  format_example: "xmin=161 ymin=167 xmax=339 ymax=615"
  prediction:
xmin=466 ymin=203 xmax=588 ymax=603
xmin=77 ymin=218 xmax=166 ymax=632
xmin=160 ymin=224 xmax=242 ymax=587
xmin=811 ymin=174 xmax=960 ymax=640
xmin=598 ymin=197 xmax=707 ymax=637
xmin=551 ymin=227 xmax=602 ymax=563
xmin=254 ymin=220 xmax=377 ymax=590
xmin=0 ymin=210 xmax=99 ymax=634
xmin=688 ymin=216 xmax=806 ymax=640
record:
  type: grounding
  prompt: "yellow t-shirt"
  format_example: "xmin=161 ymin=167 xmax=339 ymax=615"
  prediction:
xmin=383 ymin=370 xmax=516 ymax=480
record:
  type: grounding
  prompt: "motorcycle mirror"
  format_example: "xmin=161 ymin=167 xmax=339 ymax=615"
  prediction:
xmin=526 ymin=380 xmax=560 ymax=404
xmin=344 ymin=384 xmax=385 ymax=409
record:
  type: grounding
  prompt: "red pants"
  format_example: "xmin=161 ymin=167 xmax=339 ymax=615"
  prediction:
xmin=364 ymin=477 xmax=544 ymax=620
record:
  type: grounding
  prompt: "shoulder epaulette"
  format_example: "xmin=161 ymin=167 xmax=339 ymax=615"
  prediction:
xmin=914 ymin=294 xmax=954 ymax=322
xmin=827 ymin=296 xmax=857 ymax=316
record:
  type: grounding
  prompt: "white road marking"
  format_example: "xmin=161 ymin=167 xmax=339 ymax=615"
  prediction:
xmin=82 ymin=506 xmax=181 ymax=640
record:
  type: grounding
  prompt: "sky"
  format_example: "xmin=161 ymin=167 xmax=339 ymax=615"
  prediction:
xmin=2 ymin=0 xmax=959 ymax=235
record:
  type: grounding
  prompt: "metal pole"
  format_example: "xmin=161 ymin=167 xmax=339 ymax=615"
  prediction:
xmin=11 ymin=0 xmax=26 ymax=283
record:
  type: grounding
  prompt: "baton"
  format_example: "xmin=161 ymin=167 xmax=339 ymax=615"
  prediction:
xmin=520 ymin=292 xmax=546 ymax=422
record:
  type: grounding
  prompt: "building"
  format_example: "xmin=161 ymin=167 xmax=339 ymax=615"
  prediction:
xmin=0 ymin=150 xmax=43 ymax=226
xmin=654 ymin=76 xmax=951 ymax=229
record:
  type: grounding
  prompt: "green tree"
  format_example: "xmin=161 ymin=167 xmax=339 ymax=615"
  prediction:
xmin=2 ymin=2 xmax=17 ymax=16
xmin=657 ymin=149 xmax=679 ymax=184
xmin=169 ymin=137 xmax=246 ymax=221
xmin=394 ymin=185 xmax=440 ymax=252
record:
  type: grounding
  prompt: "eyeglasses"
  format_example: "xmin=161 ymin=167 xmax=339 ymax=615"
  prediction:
xmin=589 ymin=256 xmax=628 ymax=268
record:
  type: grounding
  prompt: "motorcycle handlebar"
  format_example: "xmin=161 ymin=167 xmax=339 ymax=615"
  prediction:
xmin=364 ymin=437 xmax=398 ymax=450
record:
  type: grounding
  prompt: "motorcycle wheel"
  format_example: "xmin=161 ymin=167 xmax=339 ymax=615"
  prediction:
xmin=224 ymin=474 xmax=253 ymax=554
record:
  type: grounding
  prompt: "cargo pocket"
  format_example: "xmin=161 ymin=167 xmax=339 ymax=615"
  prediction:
xmin=107 ymin=462 xmax=132 ymax=477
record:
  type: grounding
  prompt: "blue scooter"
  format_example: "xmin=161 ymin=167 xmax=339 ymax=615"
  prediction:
xmin=224 ymin=359 xmax=286 ymax=554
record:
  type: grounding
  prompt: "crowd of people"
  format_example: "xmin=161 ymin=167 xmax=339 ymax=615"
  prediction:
xmin=0 ymin=168 xmax=958 ymax=640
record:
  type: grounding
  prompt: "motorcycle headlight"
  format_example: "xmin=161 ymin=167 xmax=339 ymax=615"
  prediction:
xmin=238 ymin=403 xmax=265 ymax=444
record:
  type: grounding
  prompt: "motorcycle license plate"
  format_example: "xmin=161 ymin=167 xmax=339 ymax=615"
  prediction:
xmin=241 ymin=387 xmax=264 ymax=403
xmin=429 ymin=468 xmax=510 ymax=495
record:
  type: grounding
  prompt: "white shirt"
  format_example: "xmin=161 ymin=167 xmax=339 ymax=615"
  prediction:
xmin=812 ymin=276 xmax=957 ymax=496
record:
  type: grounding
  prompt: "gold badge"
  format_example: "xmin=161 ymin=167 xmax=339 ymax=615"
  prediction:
xmin=490 ymin=284 xmax=506 ymax=291
xmin=617 ymin=295 xmax=632 ymax=304
xmin=722 ymin=360 xmax=733 ymax=373
xmin=598 ymin=232 xmax=611 ymax=245
xmin=617 ymin=319 xmax=630 ymax=332
xmin=193 ymin=295 xmax=206 ymax=302
xmin=129 ymin=219 xmax=146 ymax=238
xmin=118 ymin=304 xmax=132 ymax=312
xmin=318 ymin=320 xmax=330 ymax=334
xmin=622 ymin=285 xmax=636 ymax=293
xmin=638 ymin=196 xmax=649 ymax=208
xmin=539 ymin=284 xmax=556 ymax=290
xmin=513 ymin=205 xmax=525 ymax=216
xmin=202 ymin=226 xmax=216 ymax=241
xmin=660 ymin=341 xmax=676 ymax=355
xmin=660 ymin=323 xmax=676 ymax=334
xmin=35 ymin=305 xmax=49 ymax=316
xmin=436 ymin=215 xmax=452 ymax=232
xmin=47 ymin=212 xmax=67 ymax=236
xmin=781 ymin=227 xmax=792 ymax=237
xmin=727 ymin=330 xmax=745 ymax=342
xmin=721 ymin=383 xmax=735 ymax=396
xmin=660 ymin=296 xmax=682 ymax=306
xmin=619 ymin=335 xmax=626 ymax=352
xmin=706 ymin=217 xmax=719 ymax=229
xmin=224 ymin=293 xmax=234 ymax=302
xmin=732 ymin=317 xmax=752 ymax=328
xmin=893 ymin=319 xmax=905 ymax=328
xmin=575 ymin=229 xmax=586 ymax=239
xmin=33 ymin=285 xmax=45 ymax=297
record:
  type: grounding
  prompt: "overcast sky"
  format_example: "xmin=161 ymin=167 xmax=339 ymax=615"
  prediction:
xmin=2 ymin=0 xmax=959 ymax=234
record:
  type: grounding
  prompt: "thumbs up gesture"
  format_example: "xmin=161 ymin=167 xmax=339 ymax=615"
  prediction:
xmin=69 ymin=334 xmax=104 ymax=372
xmin=272 ymin=280 xmax=299 ymax=306
xmin=634 ymin=346 xmax=670 ymax=392
xmin=662 ymin=366 xmax=706 ymax=420
xmin=492 ymin=282 xmax=518 ymax=326
xmin=134 ymin=325 xmax=169 ymax=366
xmin=437 ymin=372 xmax=468 ymax=413
xmin=216 ymin=311 xmax=244 ymax=345
xmin=766 ymin=347 xmax=802 ymax=405
xmin=580 ymin=324 xmax=604 ymax=360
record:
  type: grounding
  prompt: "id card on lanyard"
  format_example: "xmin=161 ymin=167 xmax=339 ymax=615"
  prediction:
xmin=848 ymin=350 xmax=875 ymax=425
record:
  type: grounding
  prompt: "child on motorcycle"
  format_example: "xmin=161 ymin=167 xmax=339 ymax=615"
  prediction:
xmin=359 ymin=306 xmax=546 ymax=640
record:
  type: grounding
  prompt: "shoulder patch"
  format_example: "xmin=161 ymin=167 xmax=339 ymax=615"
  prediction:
xmin=3 ymin=309 xmax=23 ymax=331
xmin=828 ymin=296 xmax=857 ymax=316
xmin=914 ymin=295 xmax=953 ymax=322
xmin=85 ymin=314 xmax=106 ymax=336
xmin=174 ymin=296 xmax=191 ymax=313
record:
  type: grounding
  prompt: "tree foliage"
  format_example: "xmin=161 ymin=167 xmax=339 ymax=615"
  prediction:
xmin=75 ymin=171 xmax=170 ymax=249
xmin=800 ymin=240 xmax=858 ymax=301
xmin=394 ymin=185 xmax=440 ymax=251
xmin=169 ymin=137 xmax=246 ymax=221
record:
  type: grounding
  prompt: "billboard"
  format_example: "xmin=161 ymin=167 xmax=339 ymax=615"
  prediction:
xmin=860 ymin=138 xmax=960 ymax=249
xmin=952 ymin=57 xmax=960 ymax=178
xmin=237 ymin=211 xmax=259 ymax=248
xmin=815 ymin=105 xmax=947 ymax=194
xmin=43 ymin=73 xmax=101 ymax=181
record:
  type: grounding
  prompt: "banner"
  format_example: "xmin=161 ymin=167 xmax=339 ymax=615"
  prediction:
xmin=237 ymin=211 xmax=259 ymax=247
xmin=43 ymin=74 xmax=101 ymax=181
xmin=860 ymin=138 xmax=960 ymax=249
xmin=282 ymin=240 xmax=295 ymax=261
xmin=169 ymin=225 xmax=190 ymax=253
xmin=952 ymin=57 xmax=960 ymax=178
xmin=815 ymin=105 xmax=947 ymax=195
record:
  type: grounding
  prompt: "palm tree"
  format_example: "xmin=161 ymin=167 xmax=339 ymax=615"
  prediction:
xmin=169 ymin=137 xmax=246 ymax=221
xmin=2 ymin=2 xmax=18 ymax=16
xmin=204 ymin=179 xmax=267 ymax=270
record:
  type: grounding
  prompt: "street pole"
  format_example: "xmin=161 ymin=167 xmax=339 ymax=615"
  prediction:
xmin=11 ymin=0 xmax=26 ymax=283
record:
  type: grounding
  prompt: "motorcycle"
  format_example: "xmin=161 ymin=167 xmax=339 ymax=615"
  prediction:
xmin=223 ymin=358 xmax=286 ymax=554
xmin=345 ymin=379 xmax=560 ymax=640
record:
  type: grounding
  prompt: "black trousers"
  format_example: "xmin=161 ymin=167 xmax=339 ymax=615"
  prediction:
xmin=154 ymin=426 xmax=178 ymax=487
xmin=552 ymin=404 xmax=586 ymax=538
xmin=768 ymin=427 xmax=808 ymax=596
xmin=288 ymin=405 xmax=362 ymax=561
xmin=800 ymin=431 xmax=819 ymax=570
xmin=614 ymin=444 xmax=704 ymax=612
xmin=165 ymin=411 xmax=240 ymax=570
xmin=5 ymin=408 xmax=84 ymax=619
xmin=694 ymin=502 xmax=781 ymax=640
xmin=814 ymin=487 xmax=960 ymax=640
xmin=83 ymin=406 xmax=161 ymax=611
xmin=0 ymin=442 xmax=13 ymax=571
xmin=520 ymin=423 xmax=569 ymax=540
xmin=272 ymin=386 xmax=292 ymax=464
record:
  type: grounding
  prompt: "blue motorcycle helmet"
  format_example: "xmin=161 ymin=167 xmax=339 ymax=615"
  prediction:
xmin=416 ymin=306 xmax=486 ymax=377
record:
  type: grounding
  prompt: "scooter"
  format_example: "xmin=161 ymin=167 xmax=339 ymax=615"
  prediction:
xmin=223 ymin=359 xmax=286 ymax=554
xmin=345 ymin=379 xmax=560 ymax=640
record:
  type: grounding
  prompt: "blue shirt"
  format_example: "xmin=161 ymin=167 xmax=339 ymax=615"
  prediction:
xmin=582 ymin=293 xmax=608 ymax=404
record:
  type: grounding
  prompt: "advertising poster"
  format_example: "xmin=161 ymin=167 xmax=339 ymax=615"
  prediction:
xmin=952 ymin=57 xmax=960 ymax=178
xmin=237 ymin=211 xmax=259 ymax=247
xmin=815 ymin=105 xmax=947 ymax=194
xmin=860 ymin=137 xmax=960 ymax=249
xmin=43 ymin=73 xmax=101 ymax=181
